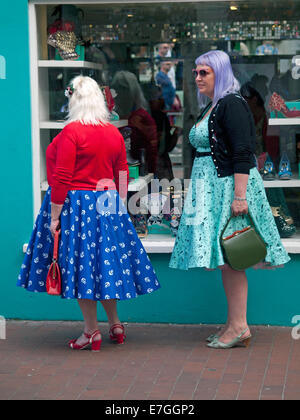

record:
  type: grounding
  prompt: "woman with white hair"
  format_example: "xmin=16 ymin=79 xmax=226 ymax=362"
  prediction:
xmin=17 ymin=75 xmax=160 ymax=351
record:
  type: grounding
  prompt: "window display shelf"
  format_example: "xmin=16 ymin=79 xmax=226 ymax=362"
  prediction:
xmin=141 ymin=231 xmax=300 ymax=254
xmin=263 ymin=174 xmax=300 ymax=188
xmin=40 ymin=173 xmax=153 ymax=193
xmin=39 ymin=120 xmax=128 ymax=129
xmin=269 ymin=118 xmax=300 ymax=126
xmin=22 ymin=231 xmax=300 ymax=254
xmin=38 ymin=60 xmax=103 ymax=70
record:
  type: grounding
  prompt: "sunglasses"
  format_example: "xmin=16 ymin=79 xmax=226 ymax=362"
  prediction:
xmin=192 ymin=69 xmax=210 ymax=78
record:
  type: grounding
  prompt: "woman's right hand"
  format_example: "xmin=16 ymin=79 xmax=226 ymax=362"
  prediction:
xmin=231 ymin=199 xmax=248 ymax=217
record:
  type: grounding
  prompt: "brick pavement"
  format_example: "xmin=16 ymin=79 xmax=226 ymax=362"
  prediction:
xmin=0 ymin=321 xmax=300 ymax=400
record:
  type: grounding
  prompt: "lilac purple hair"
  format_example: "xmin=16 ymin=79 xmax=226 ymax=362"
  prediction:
xmin=195 ymin=50 xmax=240 ymax=107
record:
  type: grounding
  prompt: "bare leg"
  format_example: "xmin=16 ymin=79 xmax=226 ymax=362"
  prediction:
xmin=218 ymin=266 xmax=250 ymax=344
xmin=74 ymin=299 xmax=101 ymax=345
xmin=101 ymin=299 xmax=123 ymax=335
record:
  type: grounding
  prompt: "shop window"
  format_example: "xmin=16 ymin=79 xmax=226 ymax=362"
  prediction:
xmin=29 ymin=0 xmax=300 ymax=253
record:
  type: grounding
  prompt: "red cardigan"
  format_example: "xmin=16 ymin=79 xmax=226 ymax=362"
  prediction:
xmin=46 ymin=122 xmax=129 ymax=205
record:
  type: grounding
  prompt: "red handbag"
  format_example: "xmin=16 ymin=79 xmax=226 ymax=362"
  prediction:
xmin=46 ymin=229 xmax=62 ymax=296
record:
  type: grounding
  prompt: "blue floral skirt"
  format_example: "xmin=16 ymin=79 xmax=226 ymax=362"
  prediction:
xmin=17 ymin=188 xmax=161 ymax=300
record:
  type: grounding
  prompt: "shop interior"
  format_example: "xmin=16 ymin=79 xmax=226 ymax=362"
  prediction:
xmin=33 ymin=0 xmax=300 ymax=246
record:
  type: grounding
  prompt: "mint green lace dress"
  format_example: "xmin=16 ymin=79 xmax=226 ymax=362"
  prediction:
xmin=169 ymin=115 xmax=290 ymax=270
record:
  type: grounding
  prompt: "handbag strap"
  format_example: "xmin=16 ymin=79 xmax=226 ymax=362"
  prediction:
xmin=221 ymin=213 xmax=256 ymax=240
xmin=53 ymin=229 xmax=61 ymax=260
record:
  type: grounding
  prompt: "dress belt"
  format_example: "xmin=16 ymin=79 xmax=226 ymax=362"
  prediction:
xmin=195 ymin=151 xmax=211 ymax=157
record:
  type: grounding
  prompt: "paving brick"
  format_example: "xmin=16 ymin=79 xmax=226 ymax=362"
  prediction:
xmin=0 ymin=322 xmax=299 ymax=400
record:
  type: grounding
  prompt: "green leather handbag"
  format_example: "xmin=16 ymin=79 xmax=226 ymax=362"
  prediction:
xmin=220 ymin=213 xmax=267 ymax=271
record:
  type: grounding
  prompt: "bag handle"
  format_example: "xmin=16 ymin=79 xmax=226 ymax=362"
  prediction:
xmin=221 ymin=213 xmax=256 ymax=240
xmin=53 ymin=229 xmax=61 ymax=261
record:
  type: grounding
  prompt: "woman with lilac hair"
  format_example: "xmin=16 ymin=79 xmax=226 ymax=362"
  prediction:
xmin=169 ymin=50 xmax=290 ymax=349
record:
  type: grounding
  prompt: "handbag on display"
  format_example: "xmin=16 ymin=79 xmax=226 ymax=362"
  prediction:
xmin=220 ymin=213 xmax=267 ymax=271
xmin=46 ymin=230 xmax=62 ymax=296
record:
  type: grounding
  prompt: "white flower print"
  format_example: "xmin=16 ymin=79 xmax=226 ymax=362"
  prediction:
xmin=109 ymin=270 xmax=114 ymax=276
xmin=80 ymin=251 xmax=84 ymax=258
xmin=81 ymin=278 xmax=87 ymax=284
xmin=104 ymin=260 xmax=110 ymax=265
xmin=62 ymin=210 xmax=68 ymax=216
xmin=105 ymin=295 xmax=111 ymax=299
xmin=105 ymin=282 xmax=110 ymax=288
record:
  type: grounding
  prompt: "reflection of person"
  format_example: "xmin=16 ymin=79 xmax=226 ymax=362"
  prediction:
xmin=241 ymin=82 xmax=267 ymax=157
xmin=256 ymin=41 xmax=278 ymax=55
xmin=17 ymin=76 xmax=160 ymax=351
xmin=155 ymin=61 xmax=176 ymax=110
xmin=169 ymin=50 xmax=290 ymax=349
xmin=156 ymin=43 xmax=176 ymax=89
xmin=112 ymin=71 xmax=158 ymax=174
xmin=149 ymin=85 xmax=178 ymax=181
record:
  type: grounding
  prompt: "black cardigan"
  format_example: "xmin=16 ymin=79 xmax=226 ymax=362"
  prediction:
xmin=195 ymin=93 xmax=256 ymax=177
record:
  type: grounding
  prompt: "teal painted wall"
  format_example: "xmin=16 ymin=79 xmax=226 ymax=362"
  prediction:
xmin=0 ymin=0 xmax=33 ymax=320
xmin=7 ymin=254 xmax=300 ymax=326
xmin=0 ymin=1 xmax=299 ymax=327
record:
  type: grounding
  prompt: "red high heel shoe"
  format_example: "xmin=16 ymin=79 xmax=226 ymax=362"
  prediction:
xmin=69 ymin=330 xmax=102 ymax=352
xmin=109 ymin=323 xmax=126 ymax=344
xmin=269 ymin=92 xmax=300 ymax=118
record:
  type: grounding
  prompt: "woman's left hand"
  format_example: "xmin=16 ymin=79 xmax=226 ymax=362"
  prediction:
xmin=231 ymin=199 xmax=248 ymax=217
xmin=50 ymin=218 xmax=60 ymax=237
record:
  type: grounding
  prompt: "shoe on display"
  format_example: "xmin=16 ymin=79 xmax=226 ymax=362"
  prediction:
xmin=271 ymin=206 xmax=296 ymax=238
xmin=130 ymin=213 xmax=148 ymax=238
xmin=278 ymin=206 xmax=294 ymax=226
xmin=119 ymin=126 xmax=140 ymax=166
xmin=278 ymin=152 xmax=292 ymax=180
xmin=262 ymin=154 xmax=276 ymax=180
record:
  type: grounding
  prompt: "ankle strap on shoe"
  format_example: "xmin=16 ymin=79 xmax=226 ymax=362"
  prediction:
xmin=84 ymin=330 xmax=101 ymax=340
xmin=109 ymin=323 xmax=124 ymax=333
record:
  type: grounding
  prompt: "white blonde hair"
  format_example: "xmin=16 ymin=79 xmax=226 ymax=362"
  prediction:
xmin=66 ymin=75 xmax=110 ymax=125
